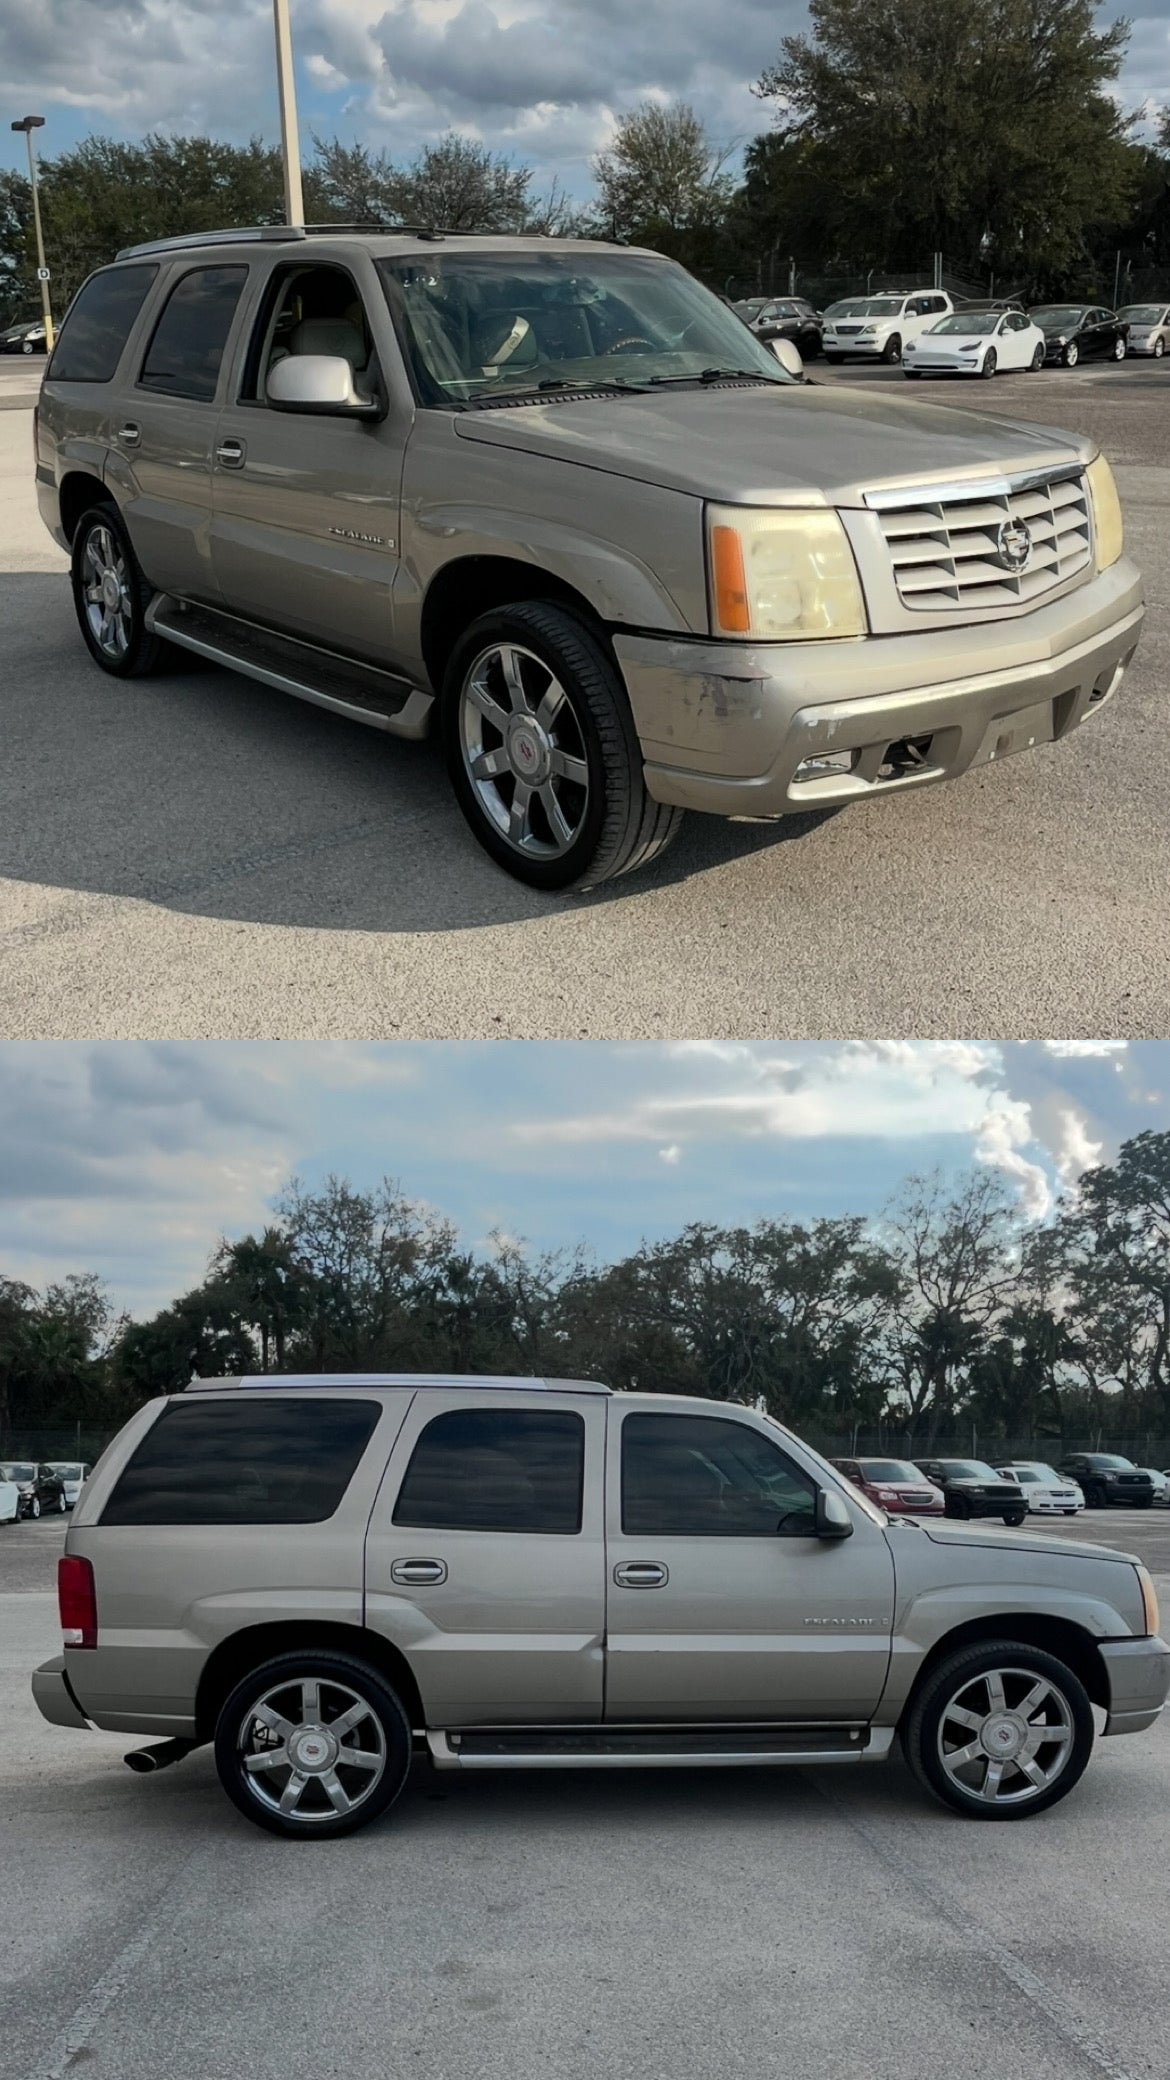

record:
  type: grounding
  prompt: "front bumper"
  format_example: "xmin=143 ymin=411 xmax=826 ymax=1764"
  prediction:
xmin=616 ymin=557 xmax=1143 ymax=818
xmin=1100 ymin=1635 xmax=1170 ymax=1736
xmin=824 ymin=337 xmax=886 ymax=356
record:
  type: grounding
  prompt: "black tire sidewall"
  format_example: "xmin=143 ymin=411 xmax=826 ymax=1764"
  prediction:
xmin=70 ymin=503 xmax=159 ymax=679
xmin=214 ymin=1651 xmax=413 ymax=1839
xmin=883 ymin=334 xmax=902 ymax=363
xmin=982 ymin=350 xmax=997 ymax=378
xmin=906 ymin=1641 xmax=1094 ymax=1819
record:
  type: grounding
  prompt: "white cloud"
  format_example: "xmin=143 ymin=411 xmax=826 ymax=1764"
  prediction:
xmin=659 ymin=1144 xmax=682 ymax=1165
xmin=1044 ymin=1041 xmax=1129 ymax=1058
xmin=1053 ymin=1106 xmax=1104 ymax=1187
xmin=973 ymin=1099 xmax=1051 ymax=1221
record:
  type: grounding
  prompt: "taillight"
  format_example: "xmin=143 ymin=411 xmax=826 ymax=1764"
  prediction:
xmin=58 ymin=1555 xmax=97 ymax=1648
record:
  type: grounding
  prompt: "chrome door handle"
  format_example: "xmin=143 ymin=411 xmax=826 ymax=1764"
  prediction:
xmin=613 ymin=1562 xmax=668 ymax=1588
xmin=118 ymin=423 xmax=141 ymax=446
xmin=216 ymin=438 xmax=246 ymax=468
xmin=391 ymin=1558 xmax=448 ymax=1586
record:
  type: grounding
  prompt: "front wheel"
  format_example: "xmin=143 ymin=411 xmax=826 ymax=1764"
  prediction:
xmin=1003 ymin=1511 xmax=1026 ymax=1527
xmin=56 ymin=1492 xmax=67 ymax=1514
xmin=980 ymin=348 xmax=998 ymax=379
xmin=903 ymin=1641 xmax=1094 ymax=1818
xmin=946 ymin=1494 xmax=970 ymax=1520
xmin=824 ymin=352 xmax=843 ymax=364
xmin=1084 ymin=1482 xmax=1105 ymax=1508
xmin=27 ymin=1497 xmax=40 ymax=1520
xmin=1112 ymin=336 xmax=1126 ymax=360
xmin=1030 ymin=344 xmax=1044 ymax=370
xmin=1063 ymin=342 xmax=1079 ymax=368
xmin=882 ymin=334 xmax=902 ymax=364
xmin=1154 ymin=338 xmax=1165 ymax=359
xmin=214 ymin=1652 xmax=413 ymax=1838
xmin=443 ymin=602 xmax=683 ymax=890
xmin=70 ymin=502 xmax=170 ymax=679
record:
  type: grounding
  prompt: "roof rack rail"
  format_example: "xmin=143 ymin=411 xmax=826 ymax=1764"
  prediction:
xmin=115 ymin=221 xmax=440 ymax=261
xmin=184 ymin=1372 xmax=613 ymax=1394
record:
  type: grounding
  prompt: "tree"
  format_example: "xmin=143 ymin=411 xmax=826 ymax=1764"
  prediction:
xmin=882 ymin=1173 xmax=1020 ymax=1447
xmin=755 ymin=0 xmax=1137 ymax=282
xmin=311 ymin=132 xmax=574 ymax=235
xmin=593 ymin=101 xmax=734 ymax=269
xmin=1065 ymin=1130 xmax=1170 ymax=1428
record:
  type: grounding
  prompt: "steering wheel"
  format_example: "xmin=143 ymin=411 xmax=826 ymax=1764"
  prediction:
xmin=605 ymin=336 xmax=658 ymax=355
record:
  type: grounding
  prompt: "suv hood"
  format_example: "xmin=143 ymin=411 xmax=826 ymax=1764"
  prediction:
xmin=918 ymin=1520 xmax=1138 ymax=1565
xmin=453 ymin=385 xmax=1089 ymax=507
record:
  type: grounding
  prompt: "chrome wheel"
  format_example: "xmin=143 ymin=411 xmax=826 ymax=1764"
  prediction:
xmin=459 ymin=641 xmax=590 ymax=861
xmin=937 ymin=1665 xmax=1074 ymax=1807
xmin=81 ymin=523 xmax=133 ymax=660
xmin=236 ymin=1675 xmax=388 ymax=1824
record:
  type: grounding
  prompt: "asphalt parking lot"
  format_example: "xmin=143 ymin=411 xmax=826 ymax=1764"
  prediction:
xmin=3 ymin=1511 xmax=1169 ymax=2080
xmin=2 ymin=354 xmax=1168 ymax=1041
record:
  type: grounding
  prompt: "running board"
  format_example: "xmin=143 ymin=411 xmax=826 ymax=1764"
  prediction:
xmin=427 ymin=1725 xmax=896 ymax=1770
xmin=145 ymin=596 xmax=435 ymax=739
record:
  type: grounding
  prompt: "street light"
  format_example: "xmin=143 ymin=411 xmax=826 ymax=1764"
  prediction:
xmin=11 ymin=115 xmax=54 ymax=351
xmin=271 ymin=0 xmax=305 ymax=228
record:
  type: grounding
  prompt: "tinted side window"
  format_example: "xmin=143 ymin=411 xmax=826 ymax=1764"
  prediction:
xmin=101 ymin=1396 xmax=380 ymax=1525
xmin=621 ymin=1413 xmax=814 ymax=1537
xmin=393 ymin=1407 xmax=584 ymax=1533
xmin=48 ymin=264 xmax=159 ymax=383
xmin=139 ymin=265 xmax=248 ymax=402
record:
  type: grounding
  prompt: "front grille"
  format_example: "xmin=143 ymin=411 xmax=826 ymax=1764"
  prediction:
xmin=873 ymin=471 xmax=1092 ymax=612
xmin=835 ymin=325 xmax=863 ymax=336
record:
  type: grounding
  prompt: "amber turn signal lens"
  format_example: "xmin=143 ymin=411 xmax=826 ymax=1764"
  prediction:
xmin=711 ymin=524 xmax=751 ymax=634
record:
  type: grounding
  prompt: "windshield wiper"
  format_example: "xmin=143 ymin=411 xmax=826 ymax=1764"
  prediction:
xmin=469 ymin=377 xmax=653 ymax=406
xmin=649 ymin=367 xmax=786 ymax=387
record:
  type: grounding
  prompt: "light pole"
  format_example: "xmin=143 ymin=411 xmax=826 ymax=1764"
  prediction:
xmin=271 ymin=0 xmax=305 ymax=227
xmin=11 ymin=115 xmax=54 ymax=351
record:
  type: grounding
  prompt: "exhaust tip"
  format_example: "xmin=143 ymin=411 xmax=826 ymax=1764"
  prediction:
xmin=124 ymin=1748 xmax=159 ymax=1773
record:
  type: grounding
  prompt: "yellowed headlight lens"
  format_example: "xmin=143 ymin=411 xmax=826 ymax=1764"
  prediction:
xmin=1138 ymin=1565 xmax=1160 ymax=1638
xmin=1086 ymin=452 xmax=1123 ymax=569
xmin=707 ymin=506 xmax=866 ymax=640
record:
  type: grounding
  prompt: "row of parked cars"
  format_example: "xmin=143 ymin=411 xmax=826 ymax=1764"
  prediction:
xmin=0 ymin=1461 xmax=89 ymax=1521
xmin=833 ymin=1453 xmax=1170 ymax=1521
xmin=733 ymin=290 xmax=1170 ymax=376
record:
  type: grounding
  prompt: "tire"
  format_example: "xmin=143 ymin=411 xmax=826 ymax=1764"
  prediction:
xmin=56 ymin=1491 xmax=66 ymax=1514
xmin=882 ymin=334 xmax=902 ymax=364
xmin=946 ymin=1494 xmax=970 ymax=1520
xmin=903 ymin=1640 xmax=1094 ymax=1819
xmin=981 ymin=348 xmax=997 ymax=379
xmin=1154 ymin=339 xmax=1164 ymax=359
xmin=1030 ymin=345 xmax=1044 ymax=370
xmin=1084 ymin=1482 xmax=1105 ymax=1509
xmin=70 ymin=501 xmax=170 ymax=679
xmin=22 ymin=340 xmax=34 ymax=355
xmin=1063 ymin=342 xmax=1079 ymax=368
xmin=1003 ymin=1511 xmax=1026 ymax=1527
xmin=442 ymin=601 xmax=683 ymax=891
xmin=1062 ymin=1509 xmax=1078 ymax=1516
xmin=1112 ymin=336 xmax=1126 ymax=361
xmin=825 ymin=352 xmax=843 ymax=364
xmin=1137 ymin=1496 xmax=1154 ymax=1509
xmin=28 ymin=1497 xmax=40 ymax=1521
xmin=214 ymin=1651 xmax=413 ymax=1839
xmin=904 ymin=369 xmax=921 ymax=379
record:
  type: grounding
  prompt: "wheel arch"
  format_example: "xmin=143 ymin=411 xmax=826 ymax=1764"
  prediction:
xmin=419 ymin=554 xmax=606 ymax=698
xmin=194 ymin=1621 xmax=427 ymax=1740
xmin=897 ymin=1613 xmax=1110 ymax=1725
xmin=58 ymin=468 xmax=113 ymax=545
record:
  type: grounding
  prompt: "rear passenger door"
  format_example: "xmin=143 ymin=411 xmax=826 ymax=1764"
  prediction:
xmin=105 ymin=262 xmax=251 ymax=604
xmin=364 ymin=1390 xmax=607 ymax=1726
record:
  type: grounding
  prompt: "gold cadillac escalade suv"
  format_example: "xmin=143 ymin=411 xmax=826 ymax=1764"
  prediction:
xmin=33 ymin=1375 xmax=1168 ymax=1837
xmin=35 ymin=227 xmax=1142 ymax=888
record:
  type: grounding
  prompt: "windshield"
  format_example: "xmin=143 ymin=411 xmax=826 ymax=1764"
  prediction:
xmin=858 ymin=1460 xmax=924 ymax=1482
xmin=378 ymin=251 xmax=794 ymax=406
xmin=50 ymin=1463 xmax=84 ymax=1480
xmin=939 ymin=1461 xmax=1002 ymax=1482
xmin=1086 ymin=1454 xmax=1136 ymax=1470
xmin=1032 ymin=307 xmax=1087 ymax=326
xmin=1014 ymin=1465 xmax=1063 ymax=1484
xmin=0 ymin=1463 xmax=35 ymax=1482
xmin=1119 ymin=305 xmax=1166 ymax=324
xmin=929 ymin=313 xmax=999 ymax=336
xmin=847 ymin=299 xmax=905 ymax=318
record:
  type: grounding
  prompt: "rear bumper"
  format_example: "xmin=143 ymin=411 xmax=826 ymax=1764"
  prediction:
xmin=1100 ymin=1635 xmax=1170 ymax=1736
xmin=32 ymin=1655 xmax=91 ymax=1731
xmin=617 ymin=558 xmax=1143 ymax=819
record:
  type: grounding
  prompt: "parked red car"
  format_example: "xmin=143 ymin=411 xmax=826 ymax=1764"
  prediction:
xmin=832 ymin=1456 xmax=945 ymax=1515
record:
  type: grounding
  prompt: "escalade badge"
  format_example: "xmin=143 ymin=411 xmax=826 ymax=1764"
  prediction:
xmin=996 ymin=518 xmax=1032 ymax=572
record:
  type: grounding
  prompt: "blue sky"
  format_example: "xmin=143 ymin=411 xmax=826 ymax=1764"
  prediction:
xmin=0 ymin=1040 xmax=1163 ymax=1319
xmin=1 ymin=0 xmax=1166 ymax=203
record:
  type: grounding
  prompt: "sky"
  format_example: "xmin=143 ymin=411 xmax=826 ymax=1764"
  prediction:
xmin=0 ymin=1039 xmax=1164 ymax=1320
xmin=1 ymin=0 xmax=1167 ymax=203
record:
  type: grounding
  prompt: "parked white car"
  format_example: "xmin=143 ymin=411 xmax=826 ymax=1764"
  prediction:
xmin=1118 ymin=304 xmax=1170 ymax=358
xmin=0 ymin=1474 xmax=20 ymax=1524
xmin=823 ymin=290 xmax=953 ymax=364
xmin=994 ymin=1463 xmax=1085 ymax=1515
xmin=904 ymin=310 xmax=1046 ymax=379
xmin=1136 ymin=1468 xmax=1170 ymax=1506
xmin=47 ymin=1462 xmax=90 ymax=1509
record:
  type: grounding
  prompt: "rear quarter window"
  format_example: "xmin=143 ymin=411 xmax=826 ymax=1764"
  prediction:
xmin=48 ymin=264 xmax=159 ymax=383
xmin=100 ymin=1396 xmax=381 ymax=1525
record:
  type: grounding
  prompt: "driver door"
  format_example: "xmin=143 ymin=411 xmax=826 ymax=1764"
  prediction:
xmin=604 ymin=1406 xmax=894 ymax=1723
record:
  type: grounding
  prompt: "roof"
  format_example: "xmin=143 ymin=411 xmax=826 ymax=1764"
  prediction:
xmin=185 ymin=1372 xmax=612 ymax=1395
xmin=114 ymin=224 xmax=623 ymax=262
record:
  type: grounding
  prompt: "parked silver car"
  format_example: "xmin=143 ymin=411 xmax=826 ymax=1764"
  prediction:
xmin=33 ymin=1375 xmax=1168 ymax=1837
xmin=1118 ymin=304 xmax=1170 ymax=357
xmin=37 ymin=230 xmax=1142 ymax=888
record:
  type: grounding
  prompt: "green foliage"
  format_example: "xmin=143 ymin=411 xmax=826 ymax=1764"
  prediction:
xmin=591 ymin=101 xmax=735 ymax=272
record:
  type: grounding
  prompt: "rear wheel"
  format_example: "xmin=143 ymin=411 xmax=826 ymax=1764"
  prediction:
xmin=903 ymin=1641 xmax=1093 ymax=1819
xmin=214 ymin=1651 xmax=413 ymax=1839
xmin=443 ymin=602 xmax=682 ymax=891
xmin=70 ymin=501 xmax=170 ymax=679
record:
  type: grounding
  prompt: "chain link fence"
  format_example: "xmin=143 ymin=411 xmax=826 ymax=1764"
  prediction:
xmin=723 ymin=259 xmax=1170 ymax=313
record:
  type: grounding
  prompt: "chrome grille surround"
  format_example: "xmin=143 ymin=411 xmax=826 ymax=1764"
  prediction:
xmin=865 ymin=465 xmax=1092 ymax=613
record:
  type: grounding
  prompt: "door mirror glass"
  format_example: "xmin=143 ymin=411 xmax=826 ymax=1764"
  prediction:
xmin=266 ymin=354 xmax=382 ymax=419
xmin=770 ymin=336 xmax=804 ymax=379
xmin=776 ymin=1487 xmax=854 ymax=1539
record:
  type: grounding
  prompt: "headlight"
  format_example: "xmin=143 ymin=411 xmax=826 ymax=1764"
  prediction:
xmin=858 ymin=327 xmax=875 ymax=337
xmin=1085 ymin=452 xmax=1123 ymax=569
xmin=708 ymin=506 xmax=866 ymax=640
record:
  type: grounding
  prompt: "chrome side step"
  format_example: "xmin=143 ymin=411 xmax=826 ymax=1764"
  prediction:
xmin=146 ymin=596 xmax=435 ymax=740
xmin=427 ymin=1725 xmax=896 ymax=1770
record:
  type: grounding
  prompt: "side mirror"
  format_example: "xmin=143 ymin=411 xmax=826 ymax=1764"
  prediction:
xmin=266 ymin=354 xmax=382 ymax=419
xmin=771 ymin=336 xmax=804 ymax=380
xmin=777 ymin=1487 xmax=854 ymax=1539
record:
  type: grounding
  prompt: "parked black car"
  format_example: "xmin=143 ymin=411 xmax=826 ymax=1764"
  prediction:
xmin=1056 ymin=1455 xmax=1155 ymax=1508
xmin=0 ymin=1461 xmax=68 ymax=1517
xmin=0 ymin=320 xmax=48 ymax=355
xmin=913 ymin=1458 xmax=1027 ymax=1524
xmin=744 ymin=297 xmax=824 ymax=359
xmin=956 ymin=298 xmax=1027 ymax=314
xmin=1029 ymin=305 xmax=1129 ymax=367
